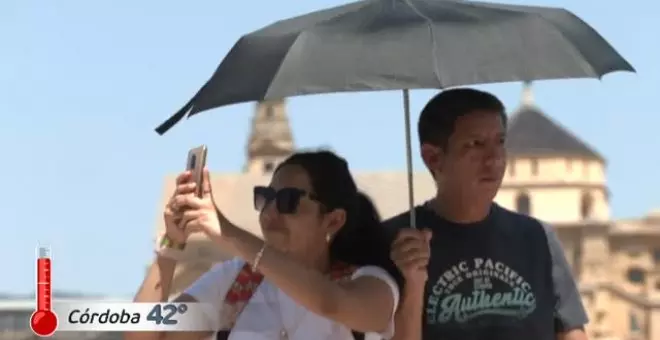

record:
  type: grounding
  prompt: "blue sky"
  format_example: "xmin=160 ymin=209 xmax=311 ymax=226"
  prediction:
xmin=1 ymin=0 xmax=658 ymax=296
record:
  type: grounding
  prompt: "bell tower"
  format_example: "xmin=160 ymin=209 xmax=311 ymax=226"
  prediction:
xmin=497 ymin=81 xmax=610 ymax=291
xmin=244 ymin=99 xmax=295 ymax=175
xmin=498 ymin=82 xmax=608 ymax=223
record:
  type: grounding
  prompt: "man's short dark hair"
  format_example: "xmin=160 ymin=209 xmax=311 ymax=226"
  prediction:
xmin=417 ymin=88 xmax=506 ymax=148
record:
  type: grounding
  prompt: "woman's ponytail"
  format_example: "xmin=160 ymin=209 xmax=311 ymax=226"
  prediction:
xmin=331 ymin=192 xmax=403 ymax=289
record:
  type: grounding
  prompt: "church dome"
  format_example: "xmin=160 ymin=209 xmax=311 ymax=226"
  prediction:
xmin=505 ymin=82 xmax=605 ymax=162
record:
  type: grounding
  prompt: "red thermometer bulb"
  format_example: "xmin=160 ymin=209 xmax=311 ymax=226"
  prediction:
xmin=30 ymin=246 xmax=58 ymax=337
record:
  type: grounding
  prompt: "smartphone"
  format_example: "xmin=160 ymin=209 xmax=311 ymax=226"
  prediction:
xmin=186 ymin=145 xmax=208 ymax=198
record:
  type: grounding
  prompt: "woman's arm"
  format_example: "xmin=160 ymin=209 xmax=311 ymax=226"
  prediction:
xmin=391 ymin=285 xmax=425 ymax=340
xmin=125 ymin=255 xmax=233 ymax=340
xmin=173 ymin=173 xmax=398 ymax=334
xmin=135 ymin=255 xmax=177 ymax=304
xmin=125 ymin=255 xmax=210 ymax=340
xmin=215 ymin=214 xmax=398 ymax=334
xmin=126 ymin=171 xmax=221 ymax=340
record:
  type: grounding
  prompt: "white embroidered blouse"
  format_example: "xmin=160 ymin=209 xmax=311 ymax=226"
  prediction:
xmin=184 ymin=258 xmax=400 ymax=340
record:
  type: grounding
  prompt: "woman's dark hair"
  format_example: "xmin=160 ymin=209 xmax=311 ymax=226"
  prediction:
xmin=275 ymin=150 xmax=403 ymax=289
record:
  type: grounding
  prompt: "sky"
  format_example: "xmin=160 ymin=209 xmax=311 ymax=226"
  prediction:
xmin=1 ymin=0 xmax=658 ymax=297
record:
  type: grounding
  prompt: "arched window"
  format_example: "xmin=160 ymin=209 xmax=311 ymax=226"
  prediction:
xmin=572 ymin=242 xmax=583 ymax=278
xmin=508 ymin=159 xmax=516 ymax=177
xmin=530 ymin=158 xmax=539 ymax=175
xmin=516 ymin=192 xmax=531 ymax=215
xmin=582 ymin=160 xmax=589 ymax=178
xmin=629 ymin=312 xmax=641 ymax=332
xmin=626 ymin=267 xmax=645 ymax=284
xmin=580 ymin=192 xmax=593 ymax=219
xmin=263 ymin=161 xmax=275 ymax=173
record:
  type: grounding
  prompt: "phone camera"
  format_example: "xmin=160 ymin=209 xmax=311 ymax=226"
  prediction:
xmin=189 ymin=155 xmax=197 ymax=169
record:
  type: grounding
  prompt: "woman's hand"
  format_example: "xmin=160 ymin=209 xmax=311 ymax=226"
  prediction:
xmin=166 ymin=168 xmax=228 ymax=242
xmin=163 ymin=171 xmax=198 ymax=244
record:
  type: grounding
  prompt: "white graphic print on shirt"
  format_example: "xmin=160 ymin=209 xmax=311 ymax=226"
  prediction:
xmin=426 ymin=257 xmax=537 ymax=325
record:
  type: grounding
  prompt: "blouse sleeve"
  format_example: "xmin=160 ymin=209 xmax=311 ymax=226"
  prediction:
xmin=351 ymin=266 xmax=401 ymax=339
xmin=182 ymin=258 xmax=244 ymax=330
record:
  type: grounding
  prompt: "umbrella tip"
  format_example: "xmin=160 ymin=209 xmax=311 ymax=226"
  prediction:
xmin=521 ymin=81 xmax=534 ymax=107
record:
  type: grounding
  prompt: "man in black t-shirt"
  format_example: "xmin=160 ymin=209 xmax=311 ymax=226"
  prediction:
xmin=386 ymin=89 xmax=588 ymax=340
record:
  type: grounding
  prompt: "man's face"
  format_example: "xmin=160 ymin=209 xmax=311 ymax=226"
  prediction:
xmin=422 ymin=110 xmax=507 ymax=201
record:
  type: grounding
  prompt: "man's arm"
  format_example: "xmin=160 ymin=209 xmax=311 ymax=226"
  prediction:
xmin=542 ymin=224 xmax=589 ymax=340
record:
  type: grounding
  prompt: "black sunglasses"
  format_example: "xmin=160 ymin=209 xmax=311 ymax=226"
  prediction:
xmin=253 ymin=186 xmax=320 ymax=214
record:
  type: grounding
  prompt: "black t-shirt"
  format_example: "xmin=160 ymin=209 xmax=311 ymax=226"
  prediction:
xmin=384 ymin=203 xmax=588 ymax=340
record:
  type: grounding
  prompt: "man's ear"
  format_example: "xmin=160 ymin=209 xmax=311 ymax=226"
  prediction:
xmin=421 ymin=143 xmax=444 ymax=177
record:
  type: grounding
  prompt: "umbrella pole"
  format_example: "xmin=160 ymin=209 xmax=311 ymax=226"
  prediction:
xmin=402 ymin=89 xmax=417 ymax=229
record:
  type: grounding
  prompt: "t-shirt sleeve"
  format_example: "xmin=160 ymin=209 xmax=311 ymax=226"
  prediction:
xmin=541 ymin=223 xmax=589 ymax=332
xmin=182 ymin=258 xmax=244 ymax=330
xmin=351 ymin=265 xmax=401 ymax=339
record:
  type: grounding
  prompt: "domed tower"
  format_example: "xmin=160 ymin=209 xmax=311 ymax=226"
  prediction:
xmin=244 ymin=99 xmax=295 ymax=174
xmin=495 ymin=82 xmax=611 ymax=290
xmin=496 ymin=82 xmax=609 ymax=224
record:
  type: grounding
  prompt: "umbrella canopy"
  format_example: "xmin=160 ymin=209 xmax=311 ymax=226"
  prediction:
xmin=155 ymin=0 xmax=633 ymax=134
xmin=154 ymin=0 xmax=634 ymax=228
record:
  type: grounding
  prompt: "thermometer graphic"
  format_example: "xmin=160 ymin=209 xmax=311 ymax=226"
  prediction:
xmin=29 ymin=246 xmax=58 ymax=337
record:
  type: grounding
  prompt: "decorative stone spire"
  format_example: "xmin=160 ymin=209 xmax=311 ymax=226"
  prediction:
xmin=521 ymin=81 xmax=534 ymax=107
xmin=244 ymin=99 xmax=295 ymax=175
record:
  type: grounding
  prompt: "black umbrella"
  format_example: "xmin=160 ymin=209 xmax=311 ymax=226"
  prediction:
xmin=155 ymin=0 xmax=634 ymax=227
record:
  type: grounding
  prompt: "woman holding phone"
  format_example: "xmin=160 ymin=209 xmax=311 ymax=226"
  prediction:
xmin=126 ymin=150 xmax=402 ymax=340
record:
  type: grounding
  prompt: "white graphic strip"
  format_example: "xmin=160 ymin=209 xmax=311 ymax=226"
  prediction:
xmin=52 ymin=301 xmax=216 ymax=331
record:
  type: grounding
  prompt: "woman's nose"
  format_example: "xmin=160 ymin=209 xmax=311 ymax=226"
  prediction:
xmin=260 ymin=199 xmax=279 ymax=222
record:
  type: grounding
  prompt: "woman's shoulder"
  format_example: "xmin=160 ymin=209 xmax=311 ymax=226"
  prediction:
xmin=183 ymin=258 xmax=247 ymax=303
xmin=207 ymin=257 xmax=245 ymax=275
xmin=350 ymin=265 xmax=400 ymax=294
xmin=350 ymin=265 xmax=401 ymax=335
xmin=186 ymin=258 xmax=245 ymax=290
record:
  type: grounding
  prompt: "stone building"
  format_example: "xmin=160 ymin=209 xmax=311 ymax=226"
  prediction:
xmin=154 ymin=84 xmax=660 ymax=340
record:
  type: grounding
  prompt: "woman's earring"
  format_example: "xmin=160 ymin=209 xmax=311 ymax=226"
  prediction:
xmin=326 ymin=233 xmax=332 ymax=243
